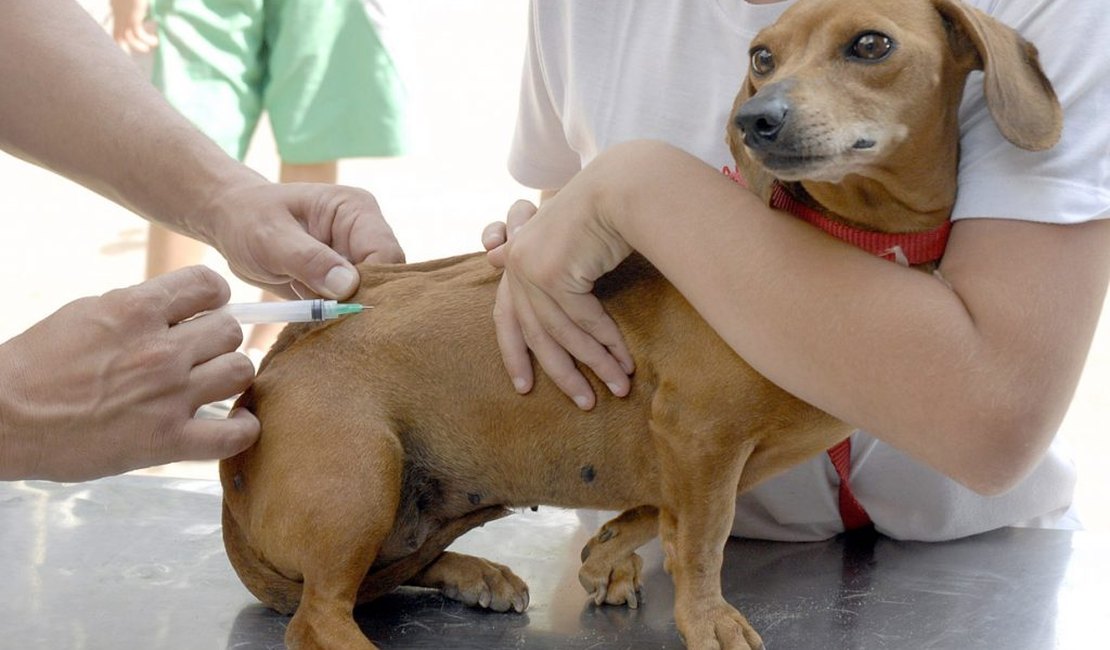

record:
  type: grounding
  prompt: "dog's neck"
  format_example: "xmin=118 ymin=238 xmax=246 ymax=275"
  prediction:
xmin=724 ymin=167 xmax=952 ymax=266
xmin=796 ymin=139 xmax=959 ymax=234
xmin=770 ymin=179 xmax=952 ymax=265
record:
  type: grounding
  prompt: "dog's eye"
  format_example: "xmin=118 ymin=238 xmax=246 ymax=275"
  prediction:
xmin=848 ymin=32 xmax=894 ymax=61
xmin=750 ymin=47 xmax=775 ymax=76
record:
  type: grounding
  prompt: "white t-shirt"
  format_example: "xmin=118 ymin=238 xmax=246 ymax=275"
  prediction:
xmin=509 ymin=0 xmax=1110 ymax=541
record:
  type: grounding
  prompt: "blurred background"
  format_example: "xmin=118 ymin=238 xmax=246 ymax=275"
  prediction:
xmin=2 ymin=1 xmax=1106 ymax=533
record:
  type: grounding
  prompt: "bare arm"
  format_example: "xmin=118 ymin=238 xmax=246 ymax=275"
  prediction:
xmin=0 ymin=0 xmax=403 ymax=299
xmin=0 ymin=0 xmax=256 ymax=241
xmin=498 ymin=140 xmax=1110 ymax=494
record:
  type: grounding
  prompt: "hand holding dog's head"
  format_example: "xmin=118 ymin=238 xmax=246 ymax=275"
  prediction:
xmin=727 ymin=0 xmax=1061 ymax=188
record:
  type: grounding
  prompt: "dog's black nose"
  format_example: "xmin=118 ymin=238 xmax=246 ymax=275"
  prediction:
xmin=735 ymin=91 xmax=790 ymax=147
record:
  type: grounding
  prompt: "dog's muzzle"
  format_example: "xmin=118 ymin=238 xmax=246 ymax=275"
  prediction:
xmin=734 ymin=81 xmax=793 ymax=149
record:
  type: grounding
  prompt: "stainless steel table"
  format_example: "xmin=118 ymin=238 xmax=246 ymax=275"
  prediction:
xmin=2 ymin=476 xmax=1105 ymax=649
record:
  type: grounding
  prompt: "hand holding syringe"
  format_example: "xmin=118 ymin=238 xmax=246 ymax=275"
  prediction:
xmin=216 ymin=299 xmax=369 ymax=324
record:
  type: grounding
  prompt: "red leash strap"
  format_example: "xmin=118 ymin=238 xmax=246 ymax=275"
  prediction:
xmin=826 ymin=438 xmax=873 ymax=531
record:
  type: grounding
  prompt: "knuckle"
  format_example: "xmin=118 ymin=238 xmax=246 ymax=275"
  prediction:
xmin=507 ymin=200 xmax=538 ymax=229
xmin=510 ymin=198 xmax=537 ymax=212
xmin=179 ymin=265 xmax=228 ymax=300
xmin=483 ymin=220 xmax=506 ymax=242
xmin=516 ymin=320 xmax=543 ymax=348
xmin=576 ymin=313 xmax=604 ymax=336
xmin=535 ymin=263 xmax=566 ymax=290
xmin=545 ymin=319 xmax=577 ymax=346
xmin=354 ymin=188 xmax=383 ymax=214
xmin=225 ymin=353 xmax=257 ymax=387
xmin=135 ymin=338 xmax=180 ymax=371
xmin=550 ymin=367 xmax=577 ymax=388
xmin=374 ymin=240 xmax=406 ymax=264
xmin=99 ymin=287 xmax=159 ymax=329
xmin=66 ymin=294 xmax=110 ymax=323
xmin=505 ymin=250 xmax=554 ymax=291
xmin=337 ymin=184 xmax=380 ymax=209
xmin=211 ymin=311 xmax=245 ymax=348
xmin=329 ymin=187 xmax=383 ymax=227
xmin=182 ymin=263 xmax=220 ymax=286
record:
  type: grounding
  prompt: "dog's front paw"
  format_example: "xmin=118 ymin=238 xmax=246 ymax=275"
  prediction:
xmin=418 ymin=552 xmax=529 ymax=613
xmin=676 ymin=600 xmax=764 ymax=650
xmin=578 ymin=548 xmax=645 ymax=608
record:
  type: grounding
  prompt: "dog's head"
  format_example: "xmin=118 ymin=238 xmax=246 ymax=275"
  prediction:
xmin=726 ymin=0 xmax=1061 ymax=226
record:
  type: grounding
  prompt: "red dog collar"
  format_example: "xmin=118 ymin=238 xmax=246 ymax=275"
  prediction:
xmin=723 ymin=166 xmax=951 ymax=266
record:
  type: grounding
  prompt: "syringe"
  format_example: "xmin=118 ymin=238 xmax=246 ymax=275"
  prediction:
xmin=218 ymin=299 xmax=369 ymax=324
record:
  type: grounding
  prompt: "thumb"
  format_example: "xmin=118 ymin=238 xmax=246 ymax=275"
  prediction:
xmin=267 ymin=234 xmax=361 ymax=300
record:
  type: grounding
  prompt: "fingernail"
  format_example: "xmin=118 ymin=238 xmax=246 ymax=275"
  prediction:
xmin=574 ymin=395 xmax=591 ymax=409
xmin=323 ymin=266 xmax=357 ymax=298
xmin=513 ymin=377 xmax=529 ymax=393
xmin=607 ymin=382 xmax=625 ymax=396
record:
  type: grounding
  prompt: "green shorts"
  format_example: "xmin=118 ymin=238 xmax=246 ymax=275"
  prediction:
xmin=150 ymin=0 xmax=408 ymax=163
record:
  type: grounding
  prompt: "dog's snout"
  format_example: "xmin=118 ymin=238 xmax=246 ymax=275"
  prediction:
xmin=735 ymin=84 xmax=793 ymax=148
xmin=736 ymin=93 xmax=789 ymax=146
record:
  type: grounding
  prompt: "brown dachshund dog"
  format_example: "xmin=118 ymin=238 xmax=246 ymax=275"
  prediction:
xmin=219 ymin=0 xmax=1061 ymax=648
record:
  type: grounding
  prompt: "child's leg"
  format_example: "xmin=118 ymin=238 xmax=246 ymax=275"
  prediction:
xmin=279 ymin=161 xmax=338 ymax=184
xmin=145 ymin=224 xmax=209 ymax=280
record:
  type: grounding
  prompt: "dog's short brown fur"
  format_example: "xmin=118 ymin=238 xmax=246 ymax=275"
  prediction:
xmin=220 ymin=1 xmax=1060 ymax=648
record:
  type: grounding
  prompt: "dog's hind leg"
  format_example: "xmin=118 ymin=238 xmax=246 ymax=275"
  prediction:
xmin=354 ymin=505 xmax=520 ymax=611
xmin=282 ymin=426 xmax=406 ymax=650
xmin=578 ymin=505 xmax=659 ymax=608
xmin=406 ymin=551 xmax=530 ymax=613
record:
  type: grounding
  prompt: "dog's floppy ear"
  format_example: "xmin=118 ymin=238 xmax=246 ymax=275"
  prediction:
xmin=934 ymin=0 xmax=1061 ymax=151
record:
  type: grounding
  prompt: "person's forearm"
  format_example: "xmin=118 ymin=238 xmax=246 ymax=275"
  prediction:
xmin=592 ymin=141 xmax=1110 ymax=494
xmin=0 ymin=0 xmax=263 ymax=244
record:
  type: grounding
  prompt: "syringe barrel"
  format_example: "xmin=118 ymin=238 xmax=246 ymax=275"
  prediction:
xmin=222 ymin=300 xmax=336 ymax=324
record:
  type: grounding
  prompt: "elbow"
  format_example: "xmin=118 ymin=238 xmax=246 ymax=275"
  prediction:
xmin=956 ymin=453 xmax=1041 ymax=498
xmin=937 ymin=398 xmax=1062 ymax=497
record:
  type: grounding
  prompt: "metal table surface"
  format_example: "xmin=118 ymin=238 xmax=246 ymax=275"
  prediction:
xmin=2 ymin=475 xmax=1106 ymax=649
